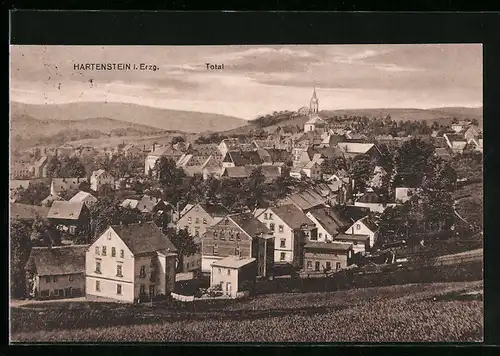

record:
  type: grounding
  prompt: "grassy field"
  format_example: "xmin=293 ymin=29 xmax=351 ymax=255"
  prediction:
xmin=11 ymin=280 xmax=483 ymax=343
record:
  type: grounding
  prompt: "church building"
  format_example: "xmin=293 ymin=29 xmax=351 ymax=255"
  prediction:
xmin=303 ymin=88 xmax=326 ymax=133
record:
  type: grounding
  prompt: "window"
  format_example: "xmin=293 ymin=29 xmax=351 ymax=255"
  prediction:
xmin=315 ymin=261 xmax=320 ymax=271
xmin=188 ymin=217 xmax=192 ymax=224
xmin=336 ymin=262 xmax=341 ymax=271
xmin=229 ymin=232 xmax=234 ymax=241
xmin=269 ymin=223 xmax=275 ymax=232
xmin=140 ymin=284 xmax=146 ymax=295
xmin=117 ymin=265 xmax=123 ymax=277
xmin=111 ymin=247 xmax=116 ymax=257
xmin=269 ymin=213 xmax=273 ymax=219
xmin=69 ymin=225 xmax=76 ymax=234
xmin=236 ymin=232 xmax=241 ymax=241
xmin=140 ymin=266 xmax=146 ymax=278
xmin=326 ymin=262 xmax=331 ymax=270
xmin=213 ymin=231 xmax=218 ymax=239
xmin=95 ymin=281 xmax=100 ymax=292
xmin=54 ymin=289 xmax=59 ymax=296
xmin=220 ymin=232 xmax=225 ymax=240
xmin=69 ymin=275 xmax=74 ymax=282
xmin=120 ymin=249 xmax=124 ymax=258
xmin=306 ymin=261 xmax=312 ymax=269
xmin=318 ymin=233 xmax=322 ymax=239
xmin=203 ymin=218 xmax=207 ymax=224
xmin=52 ymin=276 xmax=57 ymax=282
xmin=235 ymin=246 xmax=240 ymax=256
xmin=95 ymin=246 xmax=100 ymax=255
xmin=280 ymin=252 xmax=286 ymax=261
xmin=95 ymin=261 xmax=101 ymax=274
xmin=264 ymin=213 xmax=268 ymax=220
xmin=195 ymin=217 xmax=200 ymax=224
xmin=45 ymin=276 xmax=51 ymax=284
xmin=227 ymin=269 xmax=231 ymax=276
xmin=102 ymin=246 xmax=107 ymax=256
xmin=40 ymin=290 xmax=49 ymax=297
xmin=218 ymin=268 xmax=221 ymax=274
xmin=280 ymin=239 xmax=286 ymax=248
xmin=278 ymin=225 xmax=284 ymax=233
xmin=356 ymin=224 xmax=361 ymax=230
xmin=213 ymin=245 xmax=219 ymax=255
xmin=224 ymin=218 xmax=229 ymax=225
xmin=117 ymin=284 xmax=122 ymax=295
xmin=195 ymin=227 xmax=200 ymax=237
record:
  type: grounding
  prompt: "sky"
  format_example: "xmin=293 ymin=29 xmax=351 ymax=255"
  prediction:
xmin=10 ymin=44 xmax=482 ymax=120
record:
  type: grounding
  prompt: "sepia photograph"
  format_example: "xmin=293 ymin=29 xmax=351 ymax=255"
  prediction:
xmin=9 ymin=44 xmax=483 ymax=342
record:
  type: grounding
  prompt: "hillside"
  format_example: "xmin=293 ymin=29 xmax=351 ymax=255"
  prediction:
xmin=10 ymin=101 xmax=247 ymax=134
xmin=220 ymin=107 xmax=483 ymax=136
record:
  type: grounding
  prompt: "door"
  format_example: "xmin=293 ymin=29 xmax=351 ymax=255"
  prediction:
xmin=315 ymin=261 xmax=320 ymax=272
xmin=149 ymin=285 xmax=156 ymax=299
xmin=226 ymin=282 xmax=232 ymax=296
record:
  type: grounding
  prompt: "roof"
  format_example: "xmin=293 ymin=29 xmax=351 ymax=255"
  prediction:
xmin=137 ymin=195 xmax=165 ymax=213
xmin=356 ymin=191 xmax=385 ymax=204
xmin=331 ymin=205 xmax=370 ymax=223
xmin=198 ymin=203 xmax=230 ymax=217
xmin=229 ymin=213 xmax=270 ymax=237
xmin=270 ymin=204 xmax=315 ymax=230
xmin=305 ymin=115 xmax=325 ymax=125
xmin=307 ymin=207 xmax=350 ymax=237
xmin=225 ymin=150 xmax=263 ymax=166
xmin=337 ymin=142 xmax=375 ymax=154
xmin=121 ymin=199 xmax=139 ymax=209
xmin=314 ymin=146 xmax=345 ymax=159
xmin=283 ymin=189 xmax=326 ymax=211
xmin=211 ymin=256 xmax=256 ymax=269
xmin=304 ymin=241 xmax=352 ymax=252
xmin=25 ymin=245 xmax=89 ymax=276
xmin=69 ymin=191 xmax=97 ymax=204
xmin=222 ymin=166 xmax=252 ymax=178
xmin=110 ymin=222 xmax=177 ymax=255
xmin=435 ymin=147 xmax=453 ymax=159
xmin=10 ymin=203 xmax=49 ymax=221
xmin=34 ymin=156 xmax=48 ymax=168
xmin=444 ymin=133 xmax=467 ymax=142
xmin=335 ymin=233 xmax=370 ymax=242
xmin=359 ymin=216 xmax=379 ymax=232
xmin=91 ymin=169 xmax=107 ymax=178
xmin=51 ymin=178 xmax=87 ymax=192
xmin=10 ymin=180 xmax=31 ymax=190
xmin=47 ymin=201 xmax=86 ymax=220
xmin=148 ymin=145 xmax=183 ymax=157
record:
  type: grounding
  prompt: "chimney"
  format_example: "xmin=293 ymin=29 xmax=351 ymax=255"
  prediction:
xmin=50 ymin=180 xmax=56 ymax=196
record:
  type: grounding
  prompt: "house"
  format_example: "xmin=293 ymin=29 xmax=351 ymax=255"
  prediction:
xmin=395 ymin=187 xmax=418 ymax=204
xmin=10 ymin=179 xmax=31 ymax=192
xmin=121 ymin=199 xmax=140 ymax=209
xmin=25 ymin=245 xmax=88 ymax=300
xmin=467 ymin=137 xmax=483 ymax=153
xmin=304 ymin=115 xmax=327 ymax=133
xmin=336 ymin=142 xmax=382 ymax=160
xmin=434 ymin=147 xmax=453 ymax=161
xmin=203 ymin=166 xmax=223 ymax=180
xmin=176 ymin=203 xmax=229 ymax=241
xmin=289 ymin=166 xmax=304 ymax=180
xmin=69 ymin=191 xmax=98 ymax=207
xmin=47 ymin=201 xmax=90 ymax=237
xmin=324 ymin=169 xmax=350 ymax=185
xmin=451 ymin=120 xmax=472 ymax=134
xmin=300 ymin=159 xmax=323 ymax=180
xmin=121 ymin=144 xmax=142 ymax=158
xmin=303 ymin=242 xmax=353 ymax=275
xmin=144 ymin=145 xmax=186 ymax=176
xmin=278 ymin=189 xmax=326 ymax=212
xmin=201 ymin=213 xmax=274 ymax=278
xmin=353 ymin=191 xmax=398 ymax=213
xmin=443 ymin=133 xmax=468 ymax=154
xmin=34 ymin=156 xmax=49 ymax=178
xmin=51 ymin=178 xmax=88 ymax=194
xmin=344 ymin=216 xmax=379 ymax=248
xmin=90 ymin=169 xmax=114 ymax=192
xmin=85 ymin=222 xmax=178 ymax=303
xmin=11 ymin=162 xmax=35 ymax=179
xmin=218 ymin=138 xmax=241 ymax=157
xmin=10 ymin=203 xmax=49 ymax=223
xmin=221 ymin=165 xmax=281 ymax=181
xmin=210 ymin=256 xmax=257 ymax=298
xmin=137 ymin=195 xmax=168 ymax=214
xmin=222 ymin=150 xmax=263 ymax=168
xmin=464 ymin=126 xmax=480 ymax=141
xmin=256 ymin=204 xmax=316 ymax=268
xmin=306 ymin=207 xmax=350 ymax=242
xmin=334 ymin=234 xmax=370 ymax=255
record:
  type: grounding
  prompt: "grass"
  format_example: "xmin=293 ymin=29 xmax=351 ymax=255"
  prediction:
xmin=11 ymin=280 xmax=483 ymax=343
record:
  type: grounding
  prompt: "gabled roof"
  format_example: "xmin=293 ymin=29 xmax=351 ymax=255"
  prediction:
xmin=337 ymin=142 xmax=375 ymax=154
xmin=91 ymin=169 xmax=107 ymax=178
xmin=110 ymin=222 xmax=177 ymax=255
xmin=331 ymin=205 xmax=370 ymax=223
xmin=225 ymin=150 xmax=263 ymax=166
xmin=305 ymin=115 xmax=325 ymax=125
xmin=270 ymin=204 xmax=315 ymax=230
xmin=356 ymin=191 xmax=385 ymax=204
xmin=307 ymin=206 xmax=350 ymax=237
xmin=10 ymin=179 xmax=31 ymax=190
xmin=34 ymin=155 xmax=48 ymax=168
xmin=47 ymin=201 xmax=86 ymax=220
xmin=69 ymin=191 xmax=97 ymax=204
xmin=335 ymin=233 xmax=370 ymax=242
xmin=121 ymin=199 xmax=139 ymax=209
xmin=25 ymin=245 xmax=89 ymax=276
xmin=359 ymin=216 xmax=379 ymax=232
xmin=211 ymin=256 xmax=256 ymax=269
xmin=229 ymin=213 xmax=270 ymax=238
xmin=304 ymin=241 xmax=352 ymax=252
xmin=282 ymin=189 xmax=326 ymax=211
xmin=137 ymin=195 xmax=167 ymax=213
xmin=10 ymin=203 xmax=49 ymax=221
xmin=444 ymin=133 xmax=467 ymax=142
xmin=198 ymin=203 xmax=230 ymax=217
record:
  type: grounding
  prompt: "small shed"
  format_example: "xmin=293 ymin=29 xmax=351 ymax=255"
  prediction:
xmin=210 ymin=256 xmax=257 ymax=298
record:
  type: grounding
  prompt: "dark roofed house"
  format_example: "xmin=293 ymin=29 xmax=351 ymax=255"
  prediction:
xmin=47 ymin=201 xmax=90 ymax=237
xmin=334 ymin=233 xmax=370 ymax=255
xmin=306 ymin=206 xmax=350 ymax=242
xmin=86 ymin=222 xmax=178 ymax=303
xmin=25 ymin=245 xmax=89 ymax=299
xmin=222 ymin=150 xmax=263 ymax=168
xmin=278 ymin=189 xmax=326 ymax=212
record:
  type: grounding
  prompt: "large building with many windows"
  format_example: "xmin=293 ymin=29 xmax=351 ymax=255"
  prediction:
xmin=85 ymin=222 xmax=177 ymax=303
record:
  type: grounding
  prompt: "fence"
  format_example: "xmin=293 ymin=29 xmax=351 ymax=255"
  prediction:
xmin=171 ymin=292 xmax=195 ymax=302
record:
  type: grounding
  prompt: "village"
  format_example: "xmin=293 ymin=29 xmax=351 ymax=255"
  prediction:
xmin=10 ymin=89 xmax=483 ymax=305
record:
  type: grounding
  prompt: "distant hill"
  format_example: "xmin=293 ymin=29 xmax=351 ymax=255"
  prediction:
xmin=10 ymin=101 xmax=247 ymax=133
xmin=219 ymin=107 xmax=483 ymax=136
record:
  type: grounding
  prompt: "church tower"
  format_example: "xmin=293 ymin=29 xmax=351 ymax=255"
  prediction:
xmin=310 ymin=87 xmax=319 ymax=114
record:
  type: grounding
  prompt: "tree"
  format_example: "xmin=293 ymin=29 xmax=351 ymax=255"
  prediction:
xmin=10 ymin=219 xmax=32 ymax=298
xmin=393 ymin=138 xmax=436 ymax=187
xmin=46 ymin=156 xmax=62 ymax=178
xmin=243 ymin=167 xmax=267 ymax=210
xmin=155 ymin=157 xmax=188 ymax=206
xmin=59 ymin=156 xmax=86 ymax=178
xmin=171 ymin=136 xmax=185 ymax=145
xmin=321 ymin=156 xmax=347 ymax=175
xmin=348 ymin=155 xmax=375 ymax=193
xmin=15 ymin=181 xmax=50 ymax=206
xmin=164 ymin=227 xmax=198 ymax=272
xmin=89 ymin=197 xmax=144 ymax=238
xmin=97 ymin=183 xmax=115 ymax=198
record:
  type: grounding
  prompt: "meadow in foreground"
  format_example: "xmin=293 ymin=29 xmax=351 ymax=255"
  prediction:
xmin=11 ymin=281 xmax=483 ymax=343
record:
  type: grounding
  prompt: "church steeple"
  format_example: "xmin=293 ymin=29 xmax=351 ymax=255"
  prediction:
xmin=310 ymin=87 xmax=319 ymax=114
